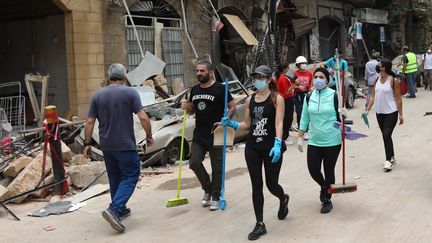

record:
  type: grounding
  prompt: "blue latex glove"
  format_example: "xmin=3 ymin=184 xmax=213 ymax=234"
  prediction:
xmin=221 ymin=117 xmax=239 ymax=130
xmin=269 ymin=138 xmax=282 ymax=163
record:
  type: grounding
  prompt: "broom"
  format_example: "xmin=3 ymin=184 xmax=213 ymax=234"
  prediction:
xmin=218 ymin=78 xmax=229 ymax=210
xmin=166 ymin=110 xmax=189 ymax=207
xmin=329 ymin=48 xmax=357 ymax=194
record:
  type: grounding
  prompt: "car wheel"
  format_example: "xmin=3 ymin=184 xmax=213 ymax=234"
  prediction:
xmin=161 ymin=138 xmax=186 ymax=165
xmin=346 ymin=86 xmax=355 ymax=109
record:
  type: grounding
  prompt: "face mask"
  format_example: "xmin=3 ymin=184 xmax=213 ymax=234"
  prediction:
xmin=300 ymin=64 xmax=307 ymax=70
xmin=313 ymin=78 xmax=326 ymax=90
xmin=197 ymin=74 xmax=210 ymax=83
xmin=428 ymin=50 xmax=432 ymax=54
xmin=254 ymin=79 xmax=267 ymax=91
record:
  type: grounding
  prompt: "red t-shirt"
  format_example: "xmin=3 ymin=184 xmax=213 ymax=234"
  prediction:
xmin=275 ymin=75 xmax=294 ymax=99
xmin=294 ymin=70 xmax=313 ymax=93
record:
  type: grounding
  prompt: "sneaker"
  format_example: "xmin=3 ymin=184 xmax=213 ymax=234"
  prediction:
xmin=390 ymin=157 xmax=396 ymax=164
xmin=319 ymin=187 xmax=327 ymax=203
xmin=102 ymin=209 xmax=125 ymax=233
xmin=303 ymin=132 xmax=309 ymax=140
xmin=278 ymin=194 xmax=289 ymax=220
xmin=248 ymin=223 xmax=267 ymax=241
xmin=119 ymin=208 xmax=131 ymax=219
xmin=405 ymin=95 xmax=416 ymax=98
xmin=209 ymin=200 xmax=219 ymax=211
xmin=320 ymin=200 xmax=333 ymax=214
xmin=202 ymin=193 xmax=211 ymax=207
xmin=383 ymin=160 xmax=393 ymax=172
xmin=285 ymin=140 xmax=294 ymax=146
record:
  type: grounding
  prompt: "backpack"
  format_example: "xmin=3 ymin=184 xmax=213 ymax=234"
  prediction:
xmin=306 ymin=91 xmax=341 ymax=122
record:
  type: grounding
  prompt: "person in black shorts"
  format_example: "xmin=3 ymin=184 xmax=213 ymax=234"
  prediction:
xmin=181 ymin=60 xmax=236 ymax=211
xmin=221 ymin=65 xmax=289 ymax=240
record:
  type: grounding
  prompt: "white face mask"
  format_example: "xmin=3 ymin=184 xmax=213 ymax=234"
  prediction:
xmin=428 ymin=50 xmax=432 ymax=54
xmin=300 ymin=64 xmax=307 ymax=70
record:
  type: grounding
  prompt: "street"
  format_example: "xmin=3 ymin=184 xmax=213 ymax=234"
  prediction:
xmin=1 ymin=89 xmax=432 ymax=243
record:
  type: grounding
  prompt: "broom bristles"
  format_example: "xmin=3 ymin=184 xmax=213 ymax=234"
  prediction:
xmin=329 ymin=183 xmax=357 ymax=194
xmin=166 ymin=197 xmax=188 ymax=208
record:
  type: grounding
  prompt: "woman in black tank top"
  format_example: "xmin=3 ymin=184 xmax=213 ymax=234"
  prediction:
xmin=220 ymin=65 xmax=290 ymax=240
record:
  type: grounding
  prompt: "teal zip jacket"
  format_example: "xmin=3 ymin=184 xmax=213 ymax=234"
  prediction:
xmin=299 ymin=87 xmax=342 ymax=147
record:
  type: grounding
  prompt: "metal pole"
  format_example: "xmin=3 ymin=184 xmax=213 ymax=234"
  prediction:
xmin=45 ymin=106 xmax=69 ymax=195
xmin=122 ymin=0 xmax=145 ymax=58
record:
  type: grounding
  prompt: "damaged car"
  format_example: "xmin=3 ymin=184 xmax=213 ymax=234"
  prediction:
xmin=75 ymin=80 xmax=250 ymax=166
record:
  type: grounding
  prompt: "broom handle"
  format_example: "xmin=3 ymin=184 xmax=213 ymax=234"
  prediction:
xmin=341 ymin=70 xmax=346 ymax=185
xmin=176 ymin=110 xmax=187 ymax=198
xmin=221 ymin=78 xmax=229 ymax=199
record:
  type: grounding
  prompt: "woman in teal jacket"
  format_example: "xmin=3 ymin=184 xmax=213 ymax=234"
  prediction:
xmin=296 ymin=67 xmax=341 ymax=214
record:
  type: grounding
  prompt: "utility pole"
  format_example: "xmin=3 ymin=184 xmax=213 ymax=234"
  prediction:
xmin=406 ymin=0 xmax=413 ymax=49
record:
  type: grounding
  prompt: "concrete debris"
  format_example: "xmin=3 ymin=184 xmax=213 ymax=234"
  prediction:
xmin=172 ymin=78 xmax=185 ymax=95
xmin=32 ymin=174 xmax=55 ymax=198
xmin=68 ymin=161 xmax=108 ymax=188
xmin=0 ymin=177 xmax=12 ymax=187
xmin=126 ymin=51 xmax=166 ymax=86
xmin=153 ymin=74 xmax=168 ymax=86
xmin=2 ymin=156 xmax=33 ymax=178
xmin=143 ymin=79 xmax=155 ymax=87
xmin=0 ymin=185 xmax=9 ymax=200
xmin=45 ymin=141 xmax=72 ymax=163
xmin=71 ymin=154 xmax=90 ymax=166
xmin=6 ymin=154 xmax=52 ymax=203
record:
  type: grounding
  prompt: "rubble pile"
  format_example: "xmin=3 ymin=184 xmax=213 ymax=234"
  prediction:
xmin=0 ymin=141 xmax=108 ymax=203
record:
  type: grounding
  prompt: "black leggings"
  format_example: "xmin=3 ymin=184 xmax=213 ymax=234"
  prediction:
xmin=307 ymin=144 xmax=341 ymax=196
xmin=283 ymin=97 xmax=295 ymax=140
xmin=376 ymin=111 xmax=398 ymax=161
xmin=294 ymin=92 xmax=306 ymax=127
xmin=245 ymin=146 xmax=285 ymax=222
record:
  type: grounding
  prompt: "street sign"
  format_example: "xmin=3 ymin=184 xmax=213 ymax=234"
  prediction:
xmin=379 ymin=27 xmax=385 ymax=43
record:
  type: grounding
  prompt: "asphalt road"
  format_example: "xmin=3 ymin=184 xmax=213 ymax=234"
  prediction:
xmin=1 ymin=89 xmax=432 ymax=243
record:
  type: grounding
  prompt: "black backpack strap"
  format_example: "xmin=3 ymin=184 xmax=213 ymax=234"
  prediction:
xmin=306 ymin=91 xmax=312 ymax=105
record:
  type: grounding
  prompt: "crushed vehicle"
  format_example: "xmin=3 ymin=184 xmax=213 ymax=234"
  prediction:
xmin=75 ymin=80 xmax=250 ymax=166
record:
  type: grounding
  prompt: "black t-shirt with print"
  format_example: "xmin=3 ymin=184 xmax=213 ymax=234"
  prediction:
xmin=189 ymin=81 xmax=233 ymax=145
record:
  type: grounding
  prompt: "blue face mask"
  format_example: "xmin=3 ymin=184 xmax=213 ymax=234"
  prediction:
xmin=313 ymin=78 xmax=326 ymax=90
xmin=254 ymin=79 xmax=267 ymax=91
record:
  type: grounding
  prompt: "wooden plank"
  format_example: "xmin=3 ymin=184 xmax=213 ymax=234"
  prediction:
xmin=223 ymin=14 xmax=258 ymax=46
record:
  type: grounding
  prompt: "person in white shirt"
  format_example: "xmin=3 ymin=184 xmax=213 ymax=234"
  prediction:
xmin=365 ymin=59 xmax=404 ymax=172
xmin=364 ymin=52 xmax=380 ymax=107
xmin=421 ymin=46 xmax=432 ymax=90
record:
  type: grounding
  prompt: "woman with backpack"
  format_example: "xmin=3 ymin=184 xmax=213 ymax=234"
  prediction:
xmin=296 ymin=67 xmax=342 ymax=214
xmin=221 ymin=65 xmax=289 ymax=240
xmin=365 ymin=58 xmax=404 ymax=172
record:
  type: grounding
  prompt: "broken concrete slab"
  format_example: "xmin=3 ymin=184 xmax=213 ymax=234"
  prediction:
xmin=2 ymin=156 xmax=33 ymax=178
xmin=172 ymin=78 xmax=185 ymax=95
xmin=0 ymin=185 xmax=9 ymax=200
xmin=153 ymin=74 xmax=168 ymax=86
xmin=127 ymin=51 xmax=165 ymax=86
xmin=68 ymin=161 xmax=108 ymax=188
xmin=0 ymin=177 xmax=12 ymax=187
xmin=71 ymin=154 xmax=90 ymax=166
xmin=32 ymin=174 xmax=54 ymax=198
xmin=6 ymin=154 xmax=52 ymax=203
xmin=46 ymin=141 xmax=72 ymax=163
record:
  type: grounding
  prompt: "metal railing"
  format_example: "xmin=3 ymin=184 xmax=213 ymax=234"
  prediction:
xmin=0 ymin=81 xmax=26 ymax=139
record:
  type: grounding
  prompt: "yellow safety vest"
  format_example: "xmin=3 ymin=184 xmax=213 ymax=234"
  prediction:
xmin=404 ymin=52 xmax=418 ymax=73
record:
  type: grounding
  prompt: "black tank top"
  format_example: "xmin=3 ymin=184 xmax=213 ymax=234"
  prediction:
xmin=246 ymin=94 xmax=277 ymax=151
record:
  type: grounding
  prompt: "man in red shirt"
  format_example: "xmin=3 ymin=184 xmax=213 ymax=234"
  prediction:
xmin=274 ymin=62 xmax=297 ymax=145
xmin=293 ymin=56 xmax=313 ymax=132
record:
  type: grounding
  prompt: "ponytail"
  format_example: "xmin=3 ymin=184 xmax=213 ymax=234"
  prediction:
xmin=275 ymin=62 xmax=289 ymax=79
xmin=268 ymin=80 xmax=278 ymax=106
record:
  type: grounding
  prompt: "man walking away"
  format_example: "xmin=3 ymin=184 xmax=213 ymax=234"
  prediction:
xmin=84 ymin=63 xmax=153 ymax=233
xmin=400 ymin=46 xmax=418 ymax=98
xmin=421 ymin=47 xmax=432 ymax=91
xmin=365 ymin=52 xmax=380 ymax=107
xmin=181 ymin=60 xmax=236 ymax=211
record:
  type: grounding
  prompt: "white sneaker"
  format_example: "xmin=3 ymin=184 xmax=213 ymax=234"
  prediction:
xmin=383 ymin=161 xmax=392 ymax=172
xmin=390 ymin=157 xmax=396 ymax=164
xmin=202 ymin=193 xmax=211 ymax=207
xmin=303 ymin=133 xmax=309 ymax=140
xmin=209 ymin=200 xmax=219 ymax=211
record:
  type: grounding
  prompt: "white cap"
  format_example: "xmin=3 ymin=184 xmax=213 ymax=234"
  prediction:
xmin=295 ymin=56 xmax=308 ymax=64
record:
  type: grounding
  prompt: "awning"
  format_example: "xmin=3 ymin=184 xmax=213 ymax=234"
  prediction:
xmin=223 ymin=14 xmax=258 ymax=46
xmin=292 ymin=18 xmax=316 ymax=38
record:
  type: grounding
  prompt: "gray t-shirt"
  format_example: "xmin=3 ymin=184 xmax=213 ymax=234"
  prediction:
xmin=88 ymin=85 xmax=142 ymax=151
